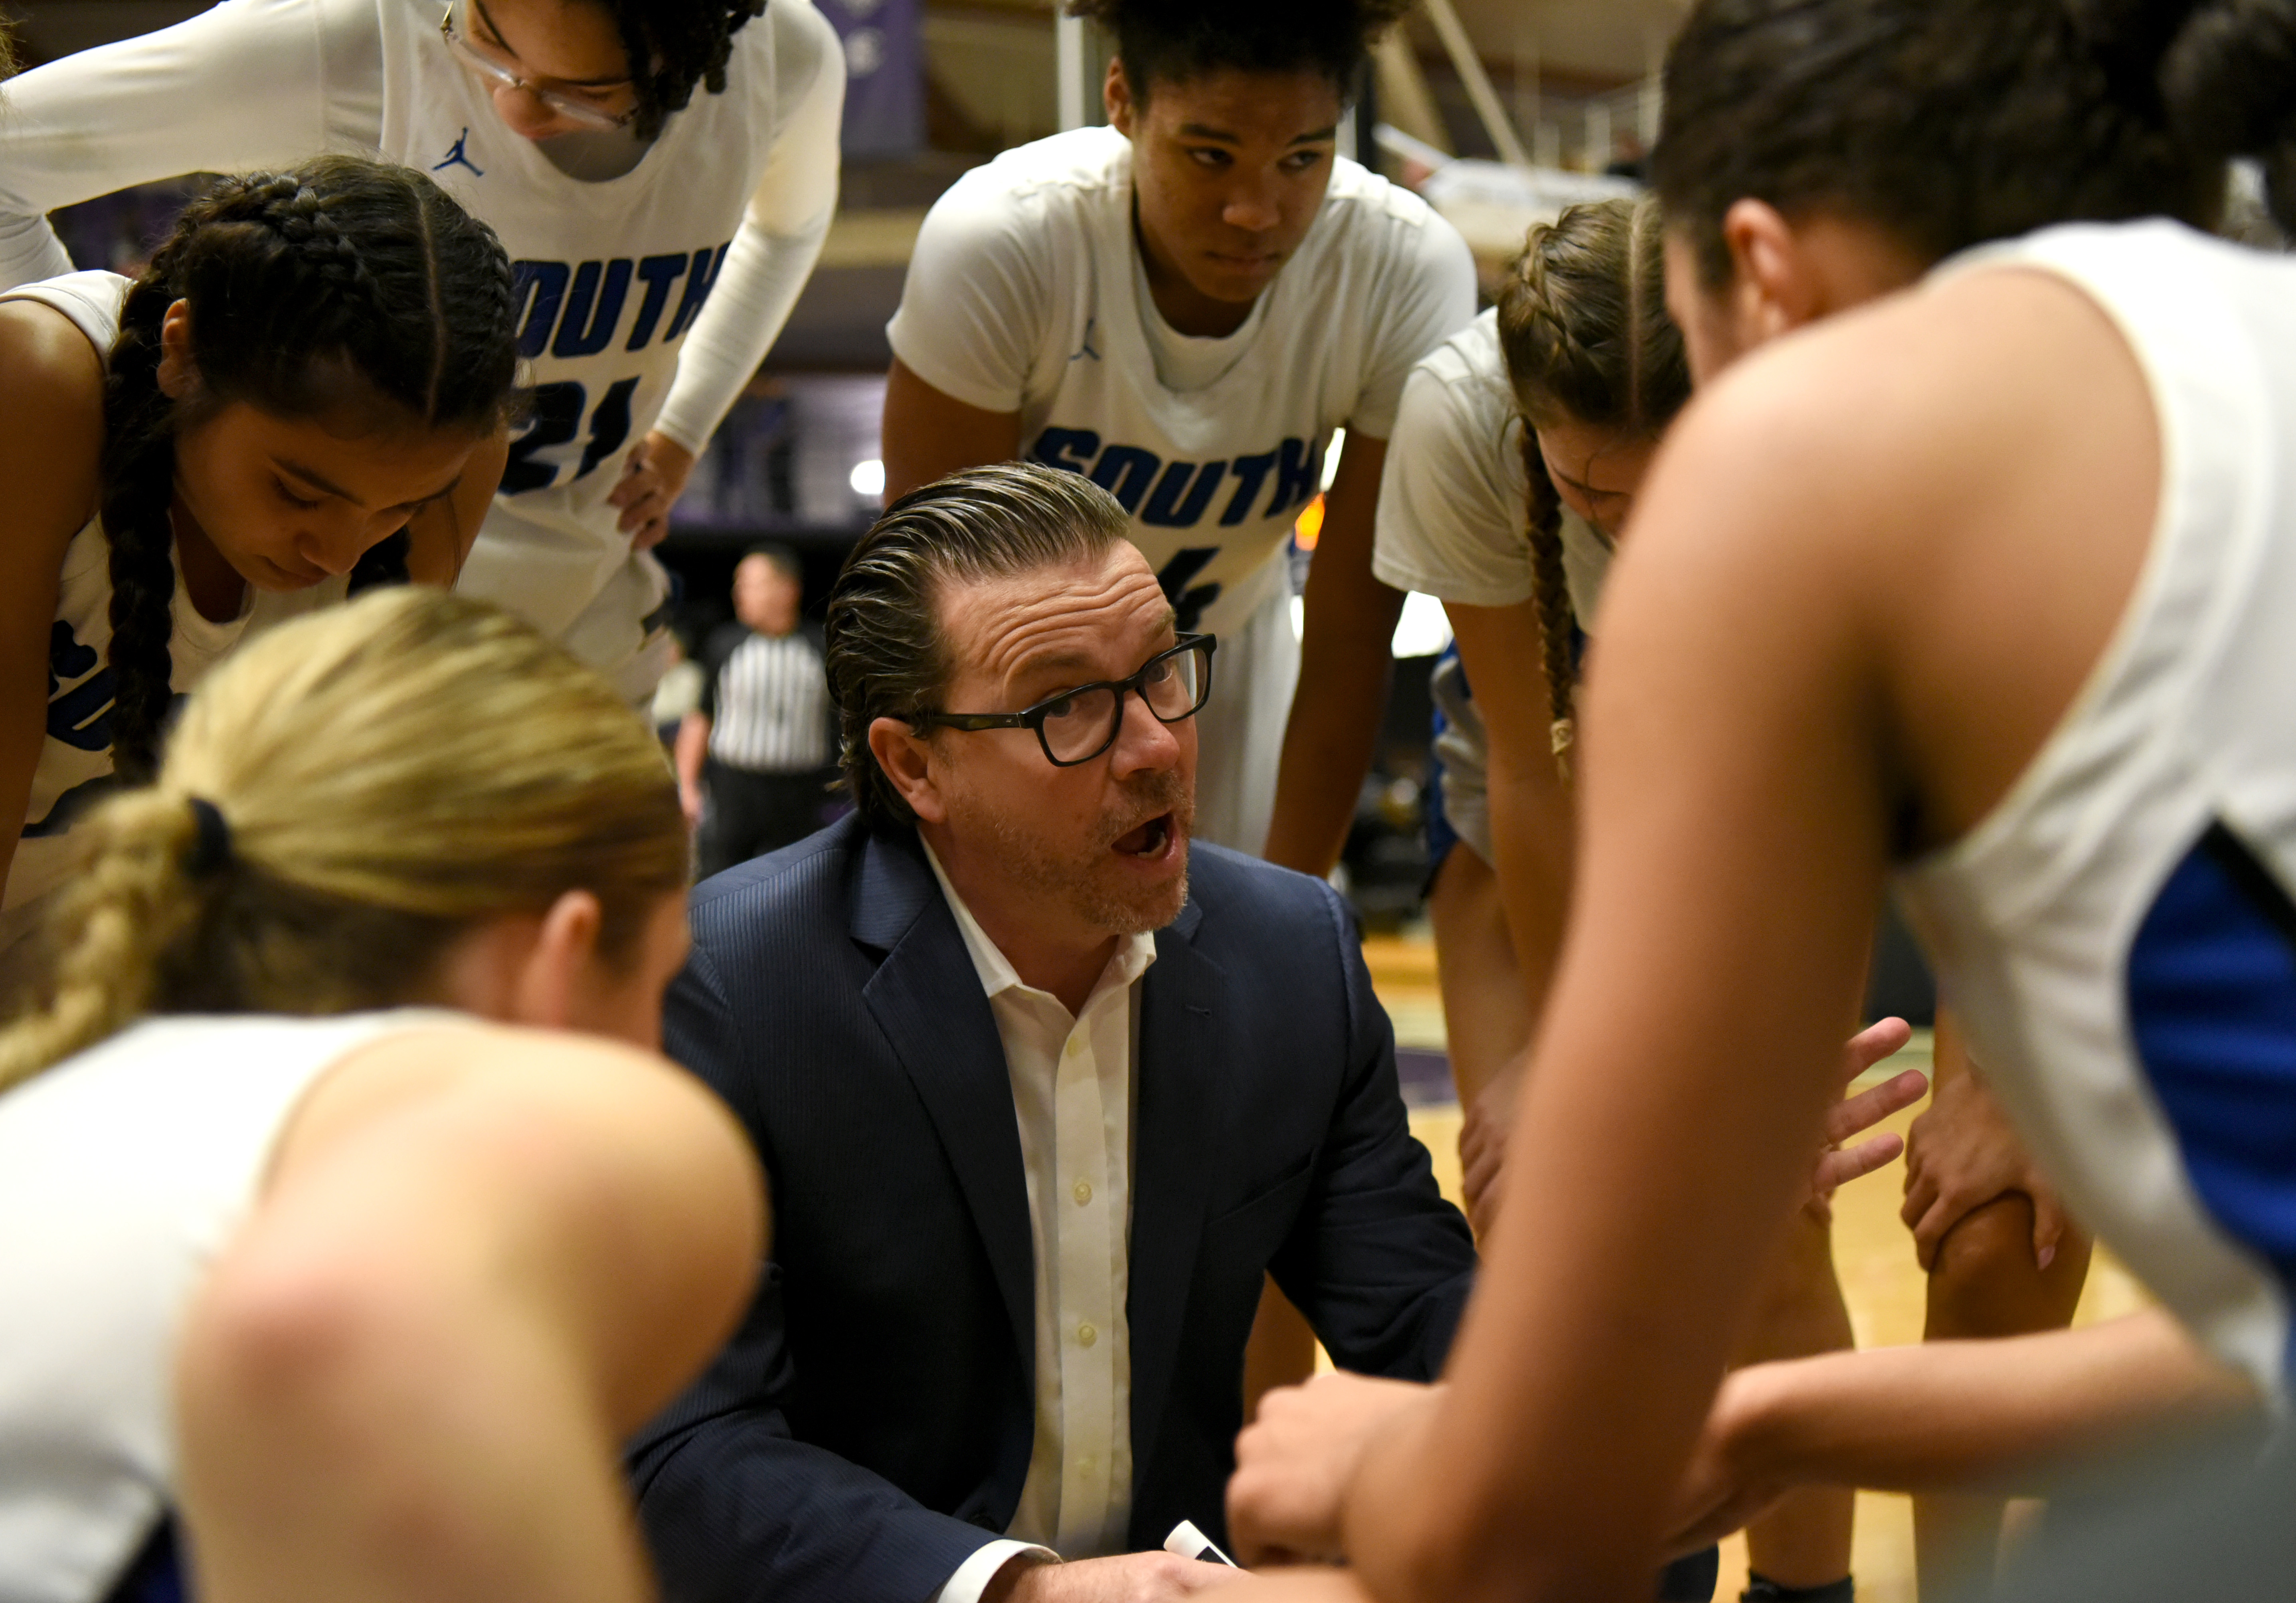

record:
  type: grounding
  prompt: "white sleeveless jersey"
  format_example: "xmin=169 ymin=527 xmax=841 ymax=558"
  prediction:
xmin=0 ymin=1010 xmax=455 ymax=1603
xmin=0 ymin=274 xmax=348 ymax=951
xmin=377 ymin=0 xmax=838 ymax=693
xmin=888 ymin=127 xmax=1477 ymax=638
xmin=1895 ymin=221 xmax=2296 ymax=1401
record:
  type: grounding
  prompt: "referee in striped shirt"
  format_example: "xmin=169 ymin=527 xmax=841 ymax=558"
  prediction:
xmin=677 ymin=545 xmax=839 ymax=879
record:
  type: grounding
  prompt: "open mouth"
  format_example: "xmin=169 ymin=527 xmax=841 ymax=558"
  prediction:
xmin=1112 ymin=813 xmax=1175 ymax=859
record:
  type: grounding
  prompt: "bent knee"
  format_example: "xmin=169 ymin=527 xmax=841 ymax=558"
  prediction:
xmin=1925 ymin=1194 xmax=2080 ymax=1337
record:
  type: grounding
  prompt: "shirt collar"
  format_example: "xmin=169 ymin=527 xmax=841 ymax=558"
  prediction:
xmin=922 ymin=838 xmax=1158 ymax=1005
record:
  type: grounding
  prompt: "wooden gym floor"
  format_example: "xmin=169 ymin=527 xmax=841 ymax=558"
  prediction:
xmin=1360 ymin=930 xmax=2150 ymax=1603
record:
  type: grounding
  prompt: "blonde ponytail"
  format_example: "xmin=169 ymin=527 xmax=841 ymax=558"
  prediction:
xmin=0 ymin=589 xmax=688 ymax=1094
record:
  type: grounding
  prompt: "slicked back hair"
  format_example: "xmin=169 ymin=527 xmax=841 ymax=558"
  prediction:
xmin=824 ymin=464 xmax=1132 ymax=831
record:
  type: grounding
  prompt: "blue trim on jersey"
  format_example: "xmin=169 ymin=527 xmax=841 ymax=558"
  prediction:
xmin=2126 ymin=821 xmax=2296 ymax=1367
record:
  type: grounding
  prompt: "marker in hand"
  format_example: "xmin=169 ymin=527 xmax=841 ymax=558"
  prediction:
xmin=1164 ymin=1519 xmax=1239 ymax=1567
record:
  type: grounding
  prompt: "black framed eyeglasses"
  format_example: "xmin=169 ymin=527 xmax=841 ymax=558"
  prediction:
xmin=914 ymin=635 xmax=1217 ymax=767
xmin=438 ymin=0 xmax=639 ymax=130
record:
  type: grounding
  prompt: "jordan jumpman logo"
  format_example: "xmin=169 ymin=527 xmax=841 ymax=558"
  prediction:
xmin=433 ymin=128 xmax=485 ymax=177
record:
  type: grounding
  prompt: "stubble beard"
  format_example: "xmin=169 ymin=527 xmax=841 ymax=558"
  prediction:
xmin=973 ymin=768 xmax=1195 ymax=937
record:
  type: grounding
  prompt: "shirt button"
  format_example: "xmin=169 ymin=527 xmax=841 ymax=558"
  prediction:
xmin=1078 ymin=1455 xmax=1097 ymax=1478
xmin=1072 ymin=1178 xmax=1093 ymax=1206
xmin=1076 ymin=1321 xmax=1098 ymax=1348
xmin=1064 ymin=1036 xmax=1084 ymax=1058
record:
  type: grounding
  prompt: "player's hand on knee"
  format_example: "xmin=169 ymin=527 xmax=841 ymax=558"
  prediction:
xmin=1808 ymin=1017 xmax=1925 ymax=1213
xmin=1458 ymin=1066 xmax=1521 ymax=1235
xmin=1900 ymin=1063 xmax=2064 ymax=1271
xmin=1226 ymin=1372 xmax=1437 ymax=1567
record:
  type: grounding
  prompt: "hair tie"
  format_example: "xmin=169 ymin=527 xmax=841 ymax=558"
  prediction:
xmin=185 ymin=797 xmax=234 ymax=879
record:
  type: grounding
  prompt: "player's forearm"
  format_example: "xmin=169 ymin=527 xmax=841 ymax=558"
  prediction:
xmin=1480 ymin=755 xmax=1572 ymax=1023
xmin=1262 ymin=572 xmax=1404 ymax=874
xmin=1721 ymin=1308 xmax=2260 ymax=1497
xmin=0 ymin=2 xmax=340 ymax=289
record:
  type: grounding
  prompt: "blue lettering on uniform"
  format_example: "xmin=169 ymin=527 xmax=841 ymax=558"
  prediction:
xmin=665 ymin=244 xmax=730 ymax=342
xmin=1270 ymin=436 xmax=1320 ymax=517
xmin=45 ymin=621 xmax=111 ymax=752
xmin=1024 ymin=432 xmax=1312 ymax=530
xmin=1223 ymin=451 xmax=1278 ymax=525
xmin=1142 ymin=460 xmax=1226 ymax=528
xmin=626 ymin=253 xmax=690 ymax=351
xmin=510 ymin=261 xmax=570 ymax=359
xmin=1032 ymin=427 xmax=1102 ymax=474
xmin=552 ymin=259 xmax=634 ymax=359
xmin=1153 ymin=548 xmax=1222 ymax=633
xmin=1089 ymin=446 xmax=1162 ymax=515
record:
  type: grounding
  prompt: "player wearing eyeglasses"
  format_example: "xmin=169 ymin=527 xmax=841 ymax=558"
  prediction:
xmin=0 ymin=0 xmax=844 ymax=703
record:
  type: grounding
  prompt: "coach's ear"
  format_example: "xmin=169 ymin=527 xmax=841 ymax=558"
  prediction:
xmin=868 ymin=716 xmax=948 ymax=825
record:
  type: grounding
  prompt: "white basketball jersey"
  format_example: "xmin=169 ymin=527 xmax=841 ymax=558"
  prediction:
xmin=1897 ymin=221 xmax=2296 ymax=1401
xmin=889 ymin=127 xmax=1477 ymax=637
xmin=0 ymin=1010 xmax=452 ymax=1603
xmin=0 ymin=273 xmax=347 ymax=949
xmin=373 ymin=0 xmax=812 ymax=678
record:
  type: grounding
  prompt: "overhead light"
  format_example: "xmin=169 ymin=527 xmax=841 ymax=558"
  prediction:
xmin=850 ymin=458 xmax=886 ymax=498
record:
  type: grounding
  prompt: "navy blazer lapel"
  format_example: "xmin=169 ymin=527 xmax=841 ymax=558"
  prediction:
xmin=1127 ymin=898 xmax=1221 ymax=1482
xmin=853 ymin=831 xmax=1038 ymax=1382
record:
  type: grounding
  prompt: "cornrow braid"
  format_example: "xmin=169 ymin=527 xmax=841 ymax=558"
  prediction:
xmin=1495 ymin=195 xmax=1691 ymax=781
xmin=1517 ymin=427 xmax=1578 ymax=781
xmin=95 ymin=155 xmax=520 ymax=784
xmin=596 ymin=0 xmax=769 ymax=142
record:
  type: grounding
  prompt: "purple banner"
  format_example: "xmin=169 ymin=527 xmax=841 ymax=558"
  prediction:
xmin=818 ymin=0 xmax=924 ymax=159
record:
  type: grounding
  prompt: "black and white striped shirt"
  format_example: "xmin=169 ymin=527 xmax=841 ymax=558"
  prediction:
xmin=702 ymin=629 xmax=832 ymax=773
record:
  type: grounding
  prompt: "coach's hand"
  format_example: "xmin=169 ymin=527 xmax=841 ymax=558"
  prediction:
xmin=610 ymin=431 xmax=696 ymax=550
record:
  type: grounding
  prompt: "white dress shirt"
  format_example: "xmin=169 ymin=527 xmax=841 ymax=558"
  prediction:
xmin=923 ymin=845 xmax=1159 ymax=1603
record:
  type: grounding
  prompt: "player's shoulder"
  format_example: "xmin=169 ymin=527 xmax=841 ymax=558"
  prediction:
xmin=1406 ymin=307 xmax=1505 ymax=393
xmin=945 ymin=126 xmax=1130 ymax=217
xmin=913 ymin=128 xmax=1125 ymax=267
xmin=0 ymin=278 xmax=115 ymax=448
xmin=1316 ymin=156 xmax=1458 ymax=256
xmin=749 ymin=0 xmax=840 ymax=83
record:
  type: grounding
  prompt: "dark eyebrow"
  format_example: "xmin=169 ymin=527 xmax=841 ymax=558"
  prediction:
xmin=1173 ymin=122 xmax=1338 ymax=148
xmin=274 ymin=458 xmax=359 ymax=505
xmin=275 ymin=458 xmax=463 ymax=513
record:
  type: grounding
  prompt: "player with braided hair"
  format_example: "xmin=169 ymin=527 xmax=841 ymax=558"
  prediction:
xmin=0 ymin=152 xmax=521 ymax=989
xmin=1376 ymin=196 xmax=1883 ymax=1603
xmin=1224 ymin=0 xmax=2296 ymax=1597
xmin=0 ymin=585 xmax=761 ymax=1603
xmin=0 ymin=0 xmax=843 ymax=703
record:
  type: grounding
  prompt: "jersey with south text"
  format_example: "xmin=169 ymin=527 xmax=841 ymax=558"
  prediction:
xmin=376 ymin=0 xmax=838 ymax=657
xmin=888 ymin=127 xmax=1476 ymax=637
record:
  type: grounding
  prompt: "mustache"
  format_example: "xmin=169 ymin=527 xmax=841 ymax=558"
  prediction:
xmin=1094 ymin=771 xmax=1192 ymax=847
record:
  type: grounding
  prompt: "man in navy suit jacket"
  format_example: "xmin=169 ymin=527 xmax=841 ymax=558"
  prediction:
xmin=631 ymin=465 xmax=1477 ymax=1603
